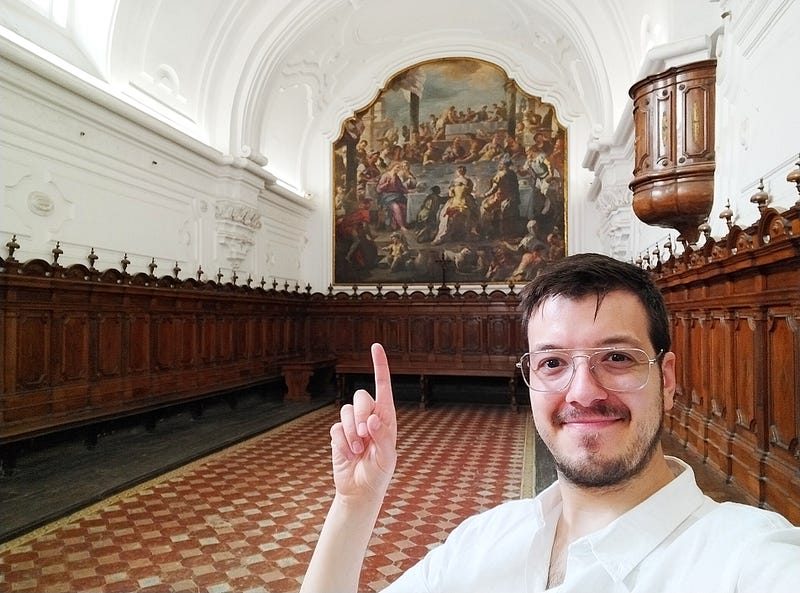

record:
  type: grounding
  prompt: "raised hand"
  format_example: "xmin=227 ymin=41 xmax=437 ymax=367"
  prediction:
xmin=301 ymin=343 xmax=399 ymax=592
xmin=329 ymin=342 xmax=398 ymax=502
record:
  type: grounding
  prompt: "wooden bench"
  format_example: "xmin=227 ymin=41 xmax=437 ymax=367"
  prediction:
xmin=282 ymin=355 xmax=338 ymax=401
xmin=336 ymin=361 xmax=521 ymax=411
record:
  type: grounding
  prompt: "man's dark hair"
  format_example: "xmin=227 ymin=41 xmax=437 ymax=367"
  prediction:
xmin=518 ymin=253 xmax=671 ymax=354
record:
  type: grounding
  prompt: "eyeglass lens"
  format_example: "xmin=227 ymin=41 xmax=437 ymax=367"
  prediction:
xmin=519 ymin=349 xmax=654 ymax=392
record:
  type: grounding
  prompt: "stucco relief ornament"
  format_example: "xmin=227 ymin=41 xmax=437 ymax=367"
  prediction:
xmin=215 ymin=201 xmax=262 ymax=269
xmin=596 ymin=184 xmax=633 ymax=214
xmin=215 ymin=201 xmax=262 ymax=230
xmin=27 ymin=191 xmax=55 ymax=216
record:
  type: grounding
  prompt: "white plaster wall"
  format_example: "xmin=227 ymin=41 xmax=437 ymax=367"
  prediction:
xmin=712 ymin=0 xmax=800 ymax=235
xmin=0 ymin=45 xmax=313 ymax=288
xmin=3 ymin=0 xmax=797 ymax=291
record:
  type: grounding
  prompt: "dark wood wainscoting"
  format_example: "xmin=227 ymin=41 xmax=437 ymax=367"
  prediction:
xmin=0 ymin=262 xmax=309 ymax=447
xmin=655 ymin=201 xmax=800 ymax=524
xmin=309 ymin=288 xmax=525 ymax=409
xmin=0 ymin=254 xmax=526 ymax=451
xmin=2 ymin=199 xmax=798 ymax=521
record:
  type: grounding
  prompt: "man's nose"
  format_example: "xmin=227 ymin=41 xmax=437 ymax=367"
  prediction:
xmin=564 ymin=356 xmax=608 ymax=405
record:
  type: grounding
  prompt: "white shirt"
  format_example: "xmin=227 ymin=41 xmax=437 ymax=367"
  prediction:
xmin=382 ymin=457 xmax=800 ymax=592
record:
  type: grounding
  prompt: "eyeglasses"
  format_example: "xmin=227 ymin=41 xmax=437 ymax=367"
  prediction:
xmin=516 ymin=347 xmax=662 ymax=393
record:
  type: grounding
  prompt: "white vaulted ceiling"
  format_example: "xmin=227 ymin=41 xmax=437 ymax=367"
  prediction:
xmin=1 ymin=0 xmax=720 ymax=201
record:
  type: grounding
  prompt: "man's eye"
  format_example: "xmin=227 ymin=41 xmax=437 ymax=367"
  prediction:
xmin=605 ymin=350 xmax=636 ymax=364
xmin=542 ymin=357 xmax=568 ymax=369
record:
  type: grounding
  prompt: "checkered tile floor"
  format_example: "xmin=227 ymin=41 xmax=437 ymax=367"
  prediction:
xmin=1 ymin=404 xmax=530 ymax=592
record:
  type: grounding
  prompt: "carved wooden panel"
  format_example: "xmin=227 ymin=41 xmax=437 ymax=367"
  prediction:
xmin=487 ymin=315 xmax=512 ymax=355
xmin=179 ymin=317 xmax=196 ymax=367
xmin=685 ymin=314 xmax=709 ymax=455
xmin=217 ymin=317 xmax=234 ymax=362
xmin=308 ymin=316 xmax=330 ymax=356
xmin=59 ymin=313 xmax=89 ymax=383
xmin=16 ymin=313 xmax=49 ymax=389
xmin=462 ymin=316 xmax=483 ymax=354
xmin=354 ymin=316 xmax=379 ymax=353
xmin=409 ymin=316 xmax=432 ymax=357
xmin=378 ymin=317 xmax=404 ymax=355
xmin=733 ymin=314 xmax=758 ymax=434
xmin=333 ymin=315 xmax=356 ymax=353
xmin=707 ymin=314 xmax=732 ymax=422
xmin=434 ymin=316 xmax=457 ymax=354
xmin=97 ymin=314 xmax=123 ymax=377
xmin=154 ymin=316 xmax=176 ymax=370
xmin=766 ymin=312 xmax=798 ymax=453
xmin=234 ymin=317 xmax=249 ymax=360
xmin=706 ymin=314 xmax=733 ymax=472
xmin=199 ymin=316 xmax=216 ymax=365
xmin=677 ymin=68 xmax=715 ymax=163
xmin=127 ymin=313 xmax=150 ymax=373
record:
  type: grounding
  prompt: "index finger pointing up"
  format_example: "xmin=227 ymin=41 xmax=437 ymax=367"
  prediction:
xmin=371 ymin=343 xmax=396 ymax=423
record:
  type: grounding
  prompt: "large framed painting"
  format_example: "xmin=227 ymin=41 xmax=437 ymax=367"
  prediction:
xmin=332 ymin=57 xmax=567 ymax=286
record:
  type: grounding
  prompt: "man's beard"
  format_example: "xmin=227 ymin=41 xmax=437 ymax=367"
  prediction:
xmin=548 ymin=393 xmax=665 ymax=490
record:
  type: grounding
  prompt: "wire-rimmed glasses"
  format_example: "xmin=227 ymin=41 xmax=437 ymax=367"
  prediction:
xmin=516 ymin=347 xmax=662 ymax=393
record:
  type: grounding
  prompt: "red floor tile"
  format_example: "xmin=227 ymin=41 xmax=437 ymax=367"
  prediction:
xmin=0 ymin=404 xmax=529 ymax=592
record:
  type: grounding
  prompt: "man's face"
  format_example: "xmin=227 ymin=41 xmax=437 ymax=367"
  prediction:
xmin=526 ymin=291 xmax=676 ymax=488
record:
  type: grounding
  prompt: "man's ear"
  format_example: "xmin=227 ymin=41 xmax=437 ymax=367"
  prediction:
xmin=660 ymin=351 xmax=677 ymax=411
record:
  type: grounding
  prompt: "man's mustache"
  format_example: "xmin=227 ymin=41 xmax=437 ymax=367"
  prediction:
xmin=554 ymin=402 xmax=631 ymax=424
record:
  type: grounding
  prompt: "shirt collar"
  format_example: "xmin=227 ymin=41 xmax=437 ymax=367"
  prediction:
xmin=579 ymin=456 xmax=707 ymax=582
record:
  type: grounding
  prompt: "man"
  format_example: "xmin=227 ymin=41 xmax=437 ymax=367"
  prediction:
xmin=301 ymin=253 xmax=800 ymax=592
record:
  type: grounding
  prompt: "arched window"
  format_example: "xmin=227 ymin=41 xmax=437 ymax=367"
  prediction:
xmin=19 ymin=0 xmax=69 ymax=27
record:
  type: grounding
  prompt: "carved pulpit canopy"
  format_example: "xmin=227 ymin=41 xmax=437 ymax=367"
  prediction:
xmin=629 ymin=60 xmax=716 ymax=244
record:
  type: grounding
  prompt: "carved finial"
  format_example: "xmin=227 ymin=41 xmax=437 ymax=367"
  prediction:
xmin=5 ymin=234 xmax=20 ymax=262
xmin=664 ymin=235 xmax=673 ymax=258
xmin=121 ymin=253 xmax=130 ymax=273
xmin=305 ymin=283 xmax=311 ymax=294
xmin=652 ymin=244 xmax=662 ymax=265
xmin=284 ymin=281 xmax=290 ymax=291
xmin=261 ymin=276 xmax=267 ymax=289
xmin=88 ymin=248 xmax=98 ymax=269
xmin=352 ymin=284 xmax=358 ymax=296
xmin=247 ymin=274 xmax=253 ymax=287
xmin=749 ymin=178 xmax=770 ymax=212
xmin=217 ymin=268 xmax=223 ymax=283
xmin=376 ymin=283 xmax=383 ymax=297
xmin=232 ymin=270 xmax=238 ymax=285
xmin=787 ymin=153 xmax=800 ymax=206
xmin=402 ymin=283 xmax=408 ymax=296
xmin=719 ymin=199 xmax=734 ymax=230
xmin=698 ymin=219 xmax=712 ymax=241
xmin=327 ymin=284 xmax=333 ymax=296
xmin=272 ymin=278 xmax=278 ymax=290
xmin=51 ymin=241 xmax=63 ymax=265
xmin=148 ymin=257 xmax=157 ymax=277
xmin=196 ymin=265 xmax=203 ymax=281
xmin=173 ymin=262 xmax=181 ymax=279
